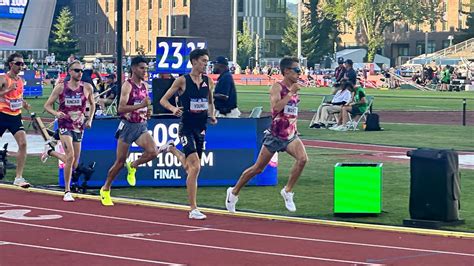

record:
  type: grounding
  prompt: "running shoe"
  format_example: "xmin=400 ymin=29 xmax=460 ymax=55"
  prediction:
xmin=188 ymin=209 xmax=207 ymax=220
xmin=125 ymin=161 xmax=136 ymax=186
xmin=280 ymin=187 xmax=296 ymax=212
xmin=13 ymin=177 xmax=30 ymax=188
xmin=63 ymin=191 xmax=75 ymax=202
xmin=100 ymin=188 xmax=114 ymax=206
xmin=41 ymin=143 xmax=54 ymax=163
xmin=225 ymin=187 xmax=239 ymax=213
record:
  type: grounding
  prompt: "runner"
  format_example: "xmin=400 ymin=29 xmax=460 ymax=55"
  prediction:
xmin=99 ymin=56 xmax=158 ymax=206
xmin=160 ymin=48 xmax=217 ymax=220
xmin=225 ymin=56 xmax=308 ymax=213
xmin=0 ymin=53 xmax=31 ymax=188
xmin=43 ymin=60 xmax=95 ymax=201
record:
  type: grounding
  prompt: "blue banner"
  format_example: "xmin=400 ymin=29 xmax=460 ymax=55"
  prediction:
xmin=59 ymin=117 xmax=278 ymax=187
xmin=155 ymin=37 xmax=207 ymax=74
xmin=0 ymin=0 xmax=27 ymax=19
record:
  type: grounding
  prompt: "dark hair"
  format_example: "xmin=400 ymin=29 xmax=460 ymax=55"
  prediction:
xmin=342 ymin=80 xmax=354 ymax=91
xmin=280 ymin=56 xmax=299 ymax=75
xmin=189 ymin=48 xmax=209 ymax=63
xmin=67 ymin=60 xmax=82 ymax=71
xmin=7 ymin=53 xmax=23 ymax=69
xmin=131 ymin=56 xmax=148 ymax=67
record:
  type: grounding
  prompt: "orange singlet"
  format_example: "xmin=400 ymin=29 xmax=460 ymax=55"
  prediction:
xmin=0 ymin=74 xmax=24 ymax=116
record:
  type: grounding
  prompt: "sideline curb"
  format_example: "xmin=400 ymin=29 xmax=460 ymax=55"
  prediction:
xmin=1 ymin=183 xmax=473 ymax=239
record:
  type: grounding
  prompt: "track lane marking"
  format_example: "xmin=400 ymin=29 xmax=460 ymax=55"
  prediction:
xmin=0 ymin=219 xmax=382 ymax=265
xmin=0 ymin=240 xmax=182 ymax=265
xmin=1 ymin=203 xmax=473 ymax=259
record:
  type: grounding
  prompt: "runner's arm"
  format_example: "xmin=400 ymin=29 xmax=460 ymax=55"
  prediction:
xmin=0 ymin=76 xmax=14 ymax=97
xmin=44 ymin=83 xmax=64 ymax=117
xmin=208 ymin=78 xmax=217 ymax=123
xmin=160 ymin=77 xmax=184 ymax=116
xmin=85 ymin=83 xmax=96 ymax=120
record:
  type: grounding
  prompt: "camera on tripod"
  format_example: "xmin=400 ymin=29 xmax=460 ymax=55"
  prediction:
xmin=71 ymin=161 xmax=96 ymax=193
xmin=0 ymin=143 xmax=10 ymax=180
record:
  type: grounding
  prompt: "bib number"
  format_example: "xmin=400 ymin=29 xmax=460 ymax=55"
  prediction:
xmin=65 ymin=97 xmax=82 ymax=107
xmin=190 ymin=98 xmax=208 ymax=112
xmin=9 ymin=99 xmax=22 ymax=111
xmin=134 ymin=100 xmax=147 ymax=113
xmin=284 ymin=105 xmax=298 ymax=116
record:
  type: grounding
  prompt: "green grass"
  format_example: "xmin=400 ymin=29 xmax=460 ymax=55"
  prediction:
xmin=5 ymin=84 xmax=472 ymax=232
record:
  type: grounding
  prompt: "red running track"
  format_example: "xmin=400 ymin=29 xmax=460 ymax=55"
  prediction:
xmin=0 ymin=187 xmax=473 ymax=265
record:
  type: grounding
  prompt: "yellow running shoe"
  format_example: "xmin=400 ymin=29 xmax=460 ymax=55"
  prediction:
xmin=100 ymin=188 xmax=114 ymax=206
xmin=125 ymin=161 xmax=136 ymax=186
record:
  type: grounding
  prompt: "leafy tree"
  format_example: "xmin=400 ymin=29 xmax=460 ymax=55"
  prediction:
xmin=237 ymin=23 xmax=255 ymax=68
xmin=281 ymin=11 xmax=298 ymax=57
xmin=325 ymin=0 xmax=443 ymax=62
xmin=48 ymin=7 xmax=79 ymax=61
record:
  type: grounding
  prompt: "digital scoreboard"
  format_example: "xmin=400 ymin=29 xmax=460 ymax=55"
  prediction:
xmin=155 ymin=37 xmax=207 ymax=74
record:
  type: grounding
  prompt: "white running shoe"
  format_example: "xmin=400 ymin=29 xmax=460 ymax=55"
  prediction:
xmin=63 ymin=192 xmax=75 ymax=202
xmin=280 ymin=187 xmax=296 ymax=212
xmin=13 ymin=177 xmax=30 ymax=188
xmin=225 ymin=187 xmax=239 ymax=213
xmin=334 ymin=125 xmax=348 ymax=131
xmin=41 ymin=144 xmax=53 ymax=163
xmin=188 ymin=209 xmax=207 ymax=220
xmin=158 ymin=140 xmax=175 ymax=153
xmin=329 ymin=124 xmax=342 ymax=131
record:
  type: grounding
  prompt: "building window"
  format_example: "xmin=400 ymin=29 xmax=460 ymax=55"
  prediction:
xmin=95 ymin=2 xmax=99 ymax=14
xmin=126 ymin=20 xmax=130 ymax=32
xmin=105 ymin=0 xmax=109 ymax=13
xmin=106 ymin=40 xmax=110 ymax=54
xmin=148 ymin=40 xmax=152 ymax=52
xmin=182 ymin=16 xmax=188 ymax=29
xmin=86 ymin=1 xmax=90 ymax=14
xmin=135 ymin=41 xmax=139 ymax=51
xmin=86 ymin=23 xmax=90 ymax=34
xmin=264 ymin=0 xmax=285 ymax=13
xmin=427 ymin=40 xmax=436 ymax=53
xmin=398 ymin=46 xmax=409 ymax=56
xmin=126 ymin=0 xmax=130 ymax=11
xmin=415 ymin=23 xmax=420 ymax=32
xmin=105 ymin=21 xmax=110 ymax=33
xmin=442 ymin=40 xmax=450 ymax=49
xmin=404 ymin=23 xmax=409 ymax=33
xmin=95 ymin=41 xmax=99 ymax=53
xmin=95 ymin=21 xmax=99 ymax=34
xmin=136 ymin=0 xmax=139 ymax=10
xmin=172 ymin=0 xmax=176 ymax=8
xmin=159 ymin=0 xmax=162 ymax=8
xmin=390 ymin=22 xmax=395 ymax=33
xmin=75 ymin=3 xmax=80 ymax=15
xmin=265 ymin=17 xmax=285 ymax=35
xmin=173 ymin=16 xmax=177 ymax=30
xmin=183 ymin=0 xmax=188 ymax=6
xmin=238 ymin=0 xmax=243 ymax=12
xmin=135 ymin=19 xmax=139 ymax=31
xmin=159 ymin=18 xmax=162 ymax=30
xmin=416 ymin=41 xmax=425 ymax=55
xmin=148 ymin=19 xmax=152 ymax=31
xmin=149 ymin=0 xmax=152 ymax=9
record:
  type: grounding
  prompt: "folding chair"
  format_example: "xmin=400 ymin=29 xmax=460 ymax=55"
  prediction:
xmin=104 ymin=98 xmax=118 ymax=116
xmin=309 ymin=95 xmax=339 ymax=128
xmin=348 ymin=96 xmax=374 ymax=130
xmin=248 ymin=106 xmax=263 ymax=118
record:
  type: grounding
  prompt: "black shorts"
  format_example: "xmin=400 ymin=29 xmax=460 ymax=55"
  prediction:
xmin=349 ymin=106 xmax=364 ymax=115
xmin=59 ymin=128 xmax=84 ymax=142
xmin=0 ymin=113 xmax=24 ymax=137
xmin=179 ymin=124 xmax=206 ymax=158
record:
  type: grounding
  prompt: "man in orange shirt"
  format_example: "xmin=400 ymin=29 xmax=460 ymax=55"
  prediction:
xmin=0 ymin=53 xmax=31 ymax=188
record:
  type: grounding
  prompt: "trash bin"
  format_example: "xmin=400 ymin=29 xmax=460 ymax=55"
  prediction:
xmin=334 ymin=163 xmax=383 ymax=214
xmin=407 ymin=148 xmax=461 ymax=221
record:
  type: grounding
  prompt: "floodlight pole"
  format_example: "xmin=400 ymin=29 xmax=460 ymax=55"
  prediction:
xmin=116 ymin=0 xmax=123 ymax=87
xmin=232 ymin=0 xmax=238 ymax=63
xmin=297 ymin=0 xmax=302 ymax=61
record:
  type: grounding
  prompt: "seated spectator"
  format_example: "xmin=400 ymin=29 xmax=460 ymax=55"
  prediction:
xmin=98 ymin=74 xmax=118 ymax=111
xmin=330 ymin=85 xmax=367 ymax=131
xmin=310 ymin=82 xmax=352 ymax=128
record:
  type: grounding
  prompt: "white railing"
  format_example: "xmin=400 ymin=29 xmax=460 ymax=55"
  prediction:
xmin=407 ymin=37 xmax=474 ymax=64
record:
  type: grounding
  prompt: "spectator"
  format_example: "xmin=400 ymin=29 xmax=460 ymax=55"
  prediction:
xmin=330 ymin=84 xmax=367 ymax=131
xmin=98 ymin=74 xmax=118 ymax=111
xmin=440 ymin=65 xmax=451 ymax=91
xmin=343 ymin=59 xmax=357 ymax=86
xmin=310 ymin=81 xmax=352 ymax=128
xmin=212 ymin=56 xmax=240 ymax=118
xmin=333 ymin=57 xmax=346 ymax=92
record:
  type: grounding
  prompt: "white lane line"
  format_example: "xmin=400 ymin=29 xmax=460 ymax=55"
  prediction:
xmin=0 ymin=219 xmax=379 ymax=265
xmin=2 ymin=202 xmax=474 ymax=258
xmin=303 ymin=143 xmax=407 ymax=154
xmin=0 ymin=241 xmax=9 ymax=245
xmin=186 ymin=228 xmax=211 ymax=232
xmin=0 ymin=203 xmax=16 ymax=208
xmin=0 ymin=240 xmax=181 ymax=265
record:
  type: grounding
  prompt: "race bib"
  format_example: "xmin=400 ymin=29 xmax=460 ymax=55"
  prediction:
xmin=284 ymin=104 xmax=298 ymax=116
xmin=190 ymin=98 xmax=208 ymax=112
xmin=65 ymin=96 xmax=82 ymax=107
xmin=9 ymin=99 xmax=22 ymax=110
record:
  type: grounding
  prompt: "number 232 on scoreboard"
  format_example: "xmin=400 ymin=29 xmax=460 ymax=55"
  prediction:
xmin=155 ymin=37 xmax=207 ymax=74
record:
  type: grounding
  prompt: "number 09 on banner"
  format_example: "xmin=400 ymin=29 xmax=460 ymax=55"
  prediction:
xmin=155 ymin=37 xmax=207 ymax=74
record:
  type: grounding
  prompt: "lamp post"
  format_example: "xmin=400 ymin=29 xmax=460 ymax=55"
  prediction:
xmin=448 ymin=35 xmax=454 ymax=47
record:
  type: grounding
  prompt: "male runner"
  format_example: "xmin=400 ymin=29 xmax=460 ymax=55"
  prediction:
xmin=44 ymin=60 xmax=95 ymax=201
xmin=225 ymin=56 xmax=308 ymax=213
xmin=160 ymin=48 xmax=217 ymax=220
xmin=100 ymin=56 xmax=158 ymax=206
xmin=0 ymin=53 xmax=31 ymax=188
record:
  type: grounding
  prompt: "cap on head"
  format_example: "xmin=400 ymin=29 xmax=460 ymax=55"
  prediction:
xmin=212 ymin=56 xmax=228 ymax=66
xmin=337 ymin=57 xmax=344 ymax=64
xmin=344 ymin=59 xmax=353 ymax=65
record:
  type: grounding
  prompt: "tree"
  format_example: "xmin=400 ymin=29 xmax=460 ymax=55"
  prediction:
xmin=302 ymin=0 xmax=340 ymax=67
xmin=237 ymin=23 xmax=255 ymax=68
xmin=49 ymin=7 xmax=79 ymax=61
xmin=281 ymin=11 xmax=298 ymax=57
xmin=325 ymin=0 xmax=443 ymax=62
